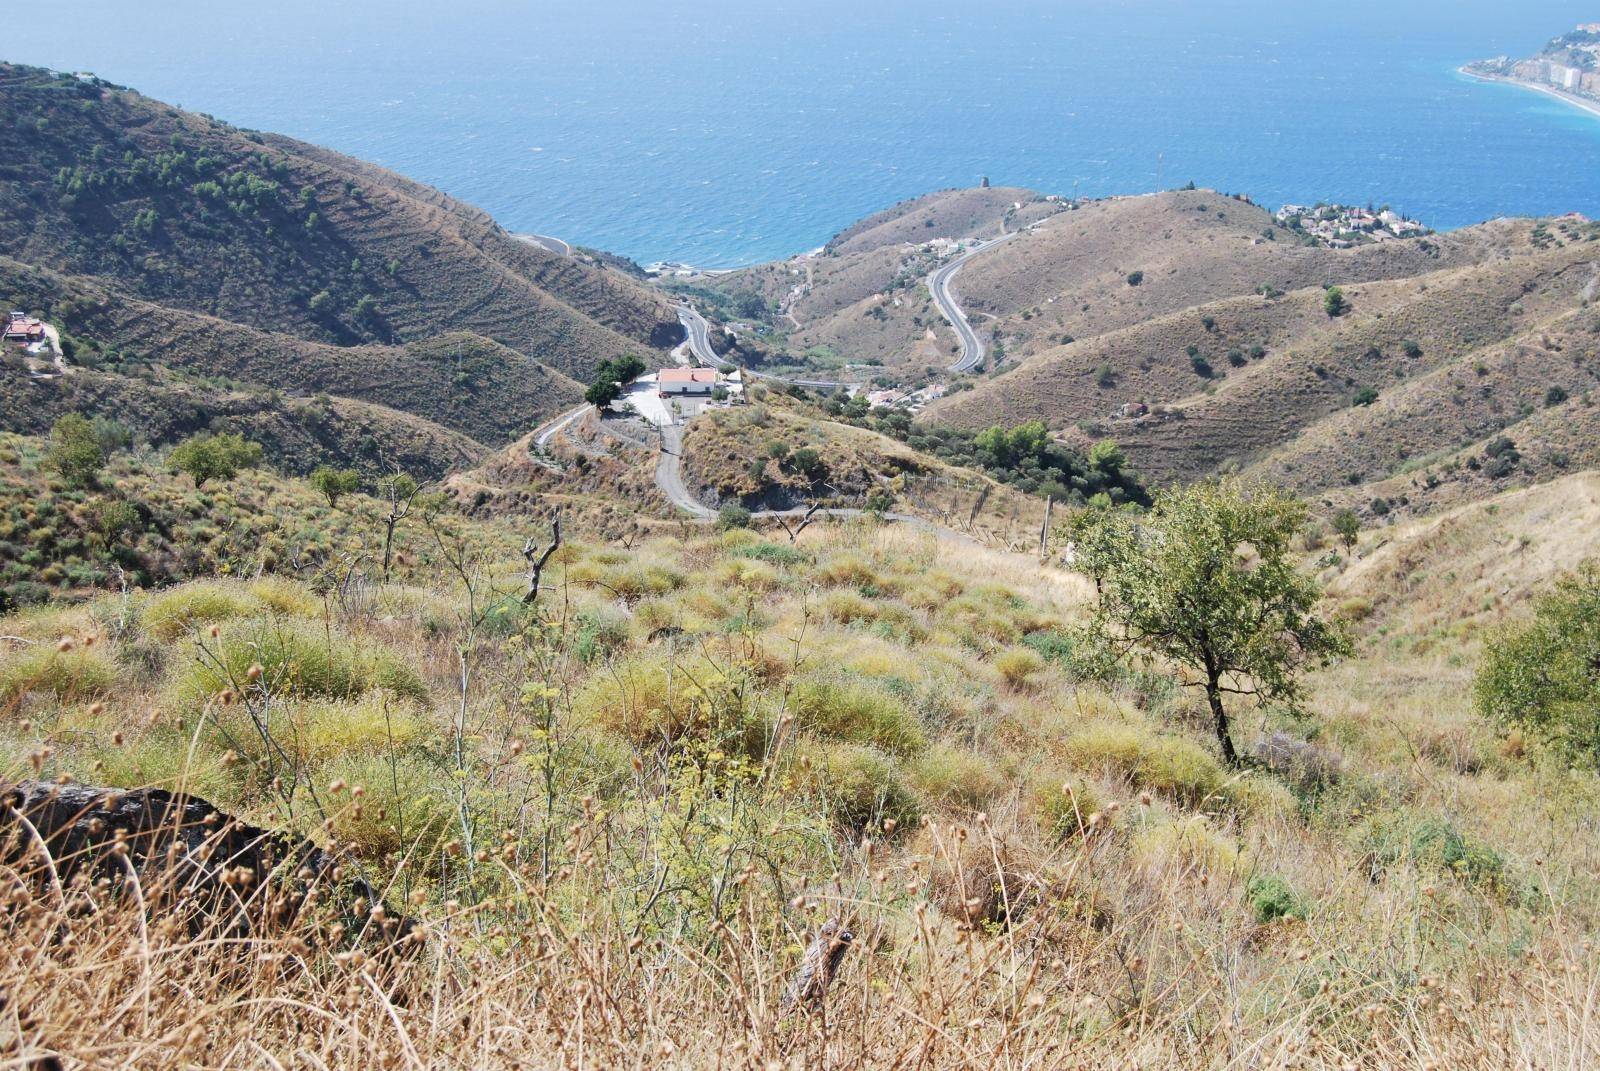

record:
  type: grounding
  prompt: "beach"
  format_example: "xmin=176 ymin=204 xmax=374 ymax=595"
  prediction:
xmin=1460 ymin=67 xmax=1600 ymax=122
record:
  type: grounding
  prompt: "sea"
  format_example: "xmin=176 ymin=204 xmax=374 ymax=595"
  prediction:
xmin=19 ymin=0 xmax=1600 ymax=268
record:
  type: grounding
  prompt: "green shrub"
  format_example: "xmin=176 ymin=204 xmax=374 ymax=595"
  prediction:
xmin=1022 ymin=629 xmax=1076 ymax=666
xmin=571 ymin=606 xmax=631 ymax=663
xmin=808 ymin=742 xmax=921 ymax=833
xmin=0 ymin=644 xmax=116 ymax=706
xmin=994 ymin=647 xmax=1045 ymax=687
xmin=571 ymin=651 xmax=769 ymax=756
xmin=316 ymin=753 xmax=452 ymax=860
xmin=1030 ymin=772 xmax=1103 ymax=841
xmin=1063 ymin=725 xmax=1230 ymax=807
xmin=144 ymin=581 xmax=260 ymax=640
xmin=1323 ymin=286 xmax=1348 ymax=317
xmin=791 ymin=677 xmax=924 ymax=754
xmin=1246 ymin=874 xmax=1307 ymax=923
xmin=909 ymin=744 xmax=1005 ymax=808
xmin=173 ymin=619 xmax=427 ymax=711
xmin=717 ymin=504 xmax=753 ymax=530
xmin=1475 ymin=562 xmax=1600 ymax=762
xmin=733 ymin=541 xmax=809 ymax=566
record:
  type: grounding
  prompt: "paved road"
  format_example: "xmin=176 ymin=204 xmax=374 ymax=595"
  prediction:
xmin=652 ymin=417 xmax=980 ymax=545
xmin=677 ymin=305 xmax=720 ymax=367
xmin=515 ymin=233 xmax=573 ymax=257
xmin=928 ymin=231 xmax=1020 ymax=373
xmin=654 ymin=423 xmax=718 ymax=520
xmin=533 ymin=403 xmax=591 ymax=449
xmin=676 ymin=304 xmax=846 ymax=390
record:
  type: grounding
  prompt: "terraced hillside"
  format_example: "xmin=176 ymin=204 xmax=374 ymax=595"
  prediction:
xmin=0 ymin=64 xmax=682 ymax=474
xmin=914 ymin=196 xmax=1599 ymax=507
xmin=0 ymin=65 xmax=674 ymax=372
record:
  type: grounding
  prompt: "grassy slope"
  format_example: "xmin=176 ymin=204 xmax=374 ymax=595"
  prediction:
xmin=445 ymin=410 xmax=671 ymax=538
xmin=4 ymin=454 xmax=1600 ymax=1065
xmin=1327 ymin=469 xmax=1600 ymax=639
xmin=0 ymin=432 xmax=516 ymax=607
xmin=679 ymin=400 xmax=1049 ymax=538
xmin=0 ymin=369 xmax=486 ymax=482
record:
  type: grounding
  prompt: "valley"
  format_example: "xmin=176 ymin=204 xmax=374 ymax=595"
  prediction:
xmin=3 ymin=57 xmax=1600 ymax=1071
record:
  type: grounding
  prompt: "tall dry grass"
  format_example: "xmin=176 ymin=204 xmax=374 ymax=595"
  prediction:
xmin=5 ymin=793 xmax=1598 ymax=1070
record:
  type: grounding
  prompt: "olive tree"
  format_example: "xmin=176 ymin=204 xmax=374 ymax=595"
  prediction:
xmin=1475 ymin=562 xmax=1600 ymax=763
xmin=1331 ymin=508 xmax=1361 ymax=552
xmin=169 ymin=432 xmax=262 ymax=488
xmin=44 ymin=413 xmax=105 ymax=489
xmin=309 ymin=465 xmax=360 ymax=508
xmin=1072 ymin=480 xmax=1349 ymax=764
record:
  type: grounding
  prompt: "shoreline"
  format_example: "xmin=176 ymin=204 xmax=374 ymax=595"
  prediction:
xmin=1459 ymin=66 xmax=1600 ymax=122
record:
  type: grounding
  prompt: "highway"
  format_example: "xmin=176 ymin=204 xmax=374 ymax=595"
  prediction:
xmin=928 ymin=231 xmax=1020 ymax=373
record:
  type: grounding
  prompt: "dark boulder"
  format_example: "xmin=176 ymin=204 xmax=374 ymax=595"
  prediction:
xmin=1 ymin=780 xmax=415 ymax=948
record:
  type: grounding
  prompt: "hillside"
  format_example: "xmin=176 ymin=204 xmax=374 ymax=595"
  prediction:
xmin=687 ymin=189 xmax=1528 ymax=380
xmin=5 ymin=423 xmax=1600 ymax=1065
xmin=0 ymin=64 xmax=688 ymax=475
xmin=676 ymin=187 xmax=1074 ymax=375
xmin=0 ymin=65 xmax=675 ymax=375
xmin=902 ymin=194 xmax=1598 ymax=509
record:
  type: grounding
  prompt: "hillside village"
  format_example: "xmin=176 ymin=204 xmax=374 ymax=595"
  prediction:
xmin=1273 ymin=203 xmax=1431 ymax=246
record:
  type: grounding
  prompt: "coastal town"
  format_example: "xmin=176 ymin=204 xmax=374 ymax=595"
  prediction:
xmin=1467 ymin=23 xmax=1600 ymax=107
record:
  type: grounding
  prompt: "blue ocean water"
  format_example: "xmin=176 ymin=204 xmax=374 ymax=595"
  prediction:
xmin=19 ymin=0 xmax=1600 ymax=268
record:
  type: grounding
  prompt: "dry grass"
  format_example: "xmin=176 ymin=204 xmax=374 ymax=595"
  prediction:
xmin=4 ymin=491 xmax=1600 ymax=1068
xmin=4 ymin=797 xmax=1598 ymax=1069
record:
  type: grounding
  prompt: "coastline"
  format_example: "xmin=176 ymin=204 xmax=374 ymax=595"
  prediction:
xmin=1459 ymin=66 xmax=1600 ymax=122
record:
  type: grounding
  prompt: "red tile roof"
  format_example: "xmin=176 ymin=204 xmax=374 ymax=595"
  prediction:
xmin=658 ymin=368 xmax=718 ymax=384
xmin=2 ymin=317 xmax=44 ymax=339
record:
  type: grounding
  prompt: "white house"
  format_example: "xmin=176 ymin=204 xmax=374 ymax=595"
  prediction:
xmin=657 ymin=367 xmax=719 ymax=396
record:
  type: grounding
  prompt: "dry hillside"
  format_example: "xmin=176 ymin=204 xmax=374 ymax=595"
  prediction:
xmin=0 ymin=64 xmax=674 ymax=375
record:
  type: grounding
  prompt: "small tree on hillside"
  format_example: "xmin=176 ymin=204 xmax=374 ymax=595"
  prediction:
xmin=1323 ymin=286 xmax=1349 ymax=318
xmin=1331 ymin=508 xmax=1361 ymax=552
xmin=1475 ymin=562 xmax=1600 ymax=764
xmin=377 ymin=472 xmax=420 ymax=582
xmin=586 ymin=353 xmax=647 ymax=411
xmin=169 ymin=432 xmax=262 ymax=488
xmin=309 ymin=465 xmax=360 ymax=508
xmin=1072 ymin=480 xmax=1350 ymax=765
xmin=45 ymin=413 xmax=106 ymax=489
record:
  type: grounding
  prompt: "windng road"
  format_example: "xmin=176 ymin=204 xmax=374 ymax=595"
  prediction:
xmin=533 ymin=403 xmax=591 ymax=449
xmin=652 ymin=418 xmax=980 ymax=545
xmin=928 ymin=231 xmax=1020 ymax=373
xmin=675 ymin=305 xmax=846 ymax=390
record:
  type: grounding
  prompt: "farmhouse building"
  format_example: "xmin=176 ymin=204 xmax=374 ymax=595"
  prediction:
xmin=657 ymin=368 xmax=719 ymax=396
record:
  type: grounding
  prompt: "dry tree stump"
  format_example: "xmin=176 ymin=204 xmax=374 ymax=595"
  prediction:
xmin=782 ymin=918 xmax=854 ymax=1011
